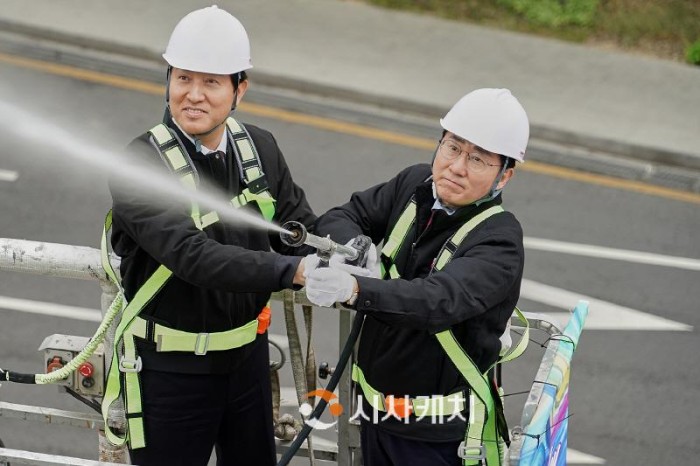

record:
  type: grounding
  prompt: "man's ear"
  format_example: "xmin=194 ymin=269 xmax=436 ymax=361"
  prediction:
xmin=235 ymin=79 xmax=249 ymax=106
xmin=496 ymin=168 xmax=514 ymax=190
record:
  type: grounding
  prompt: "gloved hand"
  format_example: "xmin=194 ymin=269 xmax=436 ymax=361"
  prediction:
xmin=302 ymin=253 xmax=322 ymax=279
xmin=331 ymin=241 xmax=381 ymax=279
xmin=305 ymin=267 xmax=356 ymax=308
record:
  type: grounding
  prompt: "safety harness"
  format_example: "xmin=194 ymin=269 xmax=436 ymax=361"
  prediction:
xmin=100 ymin=117 xmax=276 ymax=449
xmin=352 ymin=197 xmax=529 ymax=466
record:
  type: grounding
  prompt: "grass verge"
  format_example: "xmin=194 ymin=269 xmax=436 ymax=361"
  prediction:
xmin=362 ymin=0 xmax=700 ymax=64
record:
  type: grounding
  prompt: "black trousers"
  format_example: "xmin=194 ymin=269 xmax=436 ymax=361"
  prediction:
xmin=129 ymin=336 xmax=275 ymax=466
xmin=361 ymin=421 xmax=462 ymax=466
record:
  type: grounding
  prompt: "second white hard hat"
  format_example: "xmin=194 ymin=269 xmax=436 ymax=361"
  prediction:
xmin=440 ymin=88 xmax=529 ymax=162
xmin=162 ymin=5 xmax=253 ymax=75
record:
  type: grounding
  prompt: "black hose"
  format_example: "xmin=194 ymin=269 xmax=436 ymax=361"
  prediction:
xmin=276 ymin=310 xmax=365 ymax=466
xmin=0 ymin=369 xmax=36 ymax=384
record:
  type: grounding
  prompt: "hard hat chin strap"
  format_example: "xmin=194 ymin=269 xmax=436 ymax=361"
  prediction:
xmin=474 ymin=161 xmax=509 ymax=206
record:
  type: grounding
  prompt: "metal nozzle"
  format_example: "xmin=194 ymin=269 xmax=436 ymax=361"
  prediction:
xmin=279 ymin=221 xmax=360 ymax=262
xmin=280 ymin=221 xmax=308 ymax=247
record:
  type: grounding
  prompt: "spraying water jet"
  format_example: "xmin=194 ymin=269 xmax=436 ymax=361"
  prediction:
xmin=0 ymin=100 xmax=291 ymax=236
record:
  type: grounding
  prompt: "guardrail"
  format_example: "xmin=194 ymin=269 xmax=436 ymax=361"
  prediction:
xmin=0 ymin=238 xmax=587 ymax=465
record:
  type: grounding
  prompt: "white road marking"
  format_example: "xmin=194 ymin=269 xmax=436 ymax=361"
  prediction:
xmin=0 ymin=169 xmax=19 ymax=182
xmin=568 ymin=448 xmax=606 ymax=464
xmin=524 ymin=237 xmax=700 ymax=271
xmin=0 ymin=295 xmax=102 ymax=321
xmin=521 ymin=279 xmax=693 ymax=331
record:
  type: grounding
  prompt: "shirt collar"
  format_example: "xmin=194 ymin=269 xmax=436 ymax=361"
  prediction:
xmin=172 ymin=119 xmax=228 ymax=154
xmin=431 ymin=182 xmax=456 ymax=215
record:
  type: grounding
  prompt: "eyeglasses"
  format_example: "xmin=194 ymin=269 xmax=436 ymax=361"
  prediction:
xmin=437 ymin=139 xmax=502 ymax=173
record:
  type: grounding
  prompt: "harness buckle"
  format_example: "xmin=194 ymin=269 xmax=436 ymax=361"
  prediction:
xmin=194 ymin=333 xmax=210 ymax=355
xmin=119 ymin=356 xmax=142 ymax=373
xmin=457 ymin=442 xmax=486 ymax=461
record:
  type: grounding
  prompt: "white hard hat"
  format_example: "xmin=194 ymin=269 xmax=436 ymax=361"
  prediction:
xmin=440 ymin=88 xmax=529 ymax=162
xmin=162 ymin=5 xmax=253 ymax=75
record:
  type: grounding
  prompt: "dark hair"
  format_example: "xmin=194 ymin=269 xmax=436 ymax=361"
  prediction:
xmin=232 ymin=71 xmax=248 ymax=89
xmin=502 ymin=155 xmax=516 ymax=169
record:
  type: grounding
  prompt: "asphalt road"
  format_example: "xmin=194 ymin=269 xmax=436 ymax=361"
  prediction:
xmin=0 ymin=55 xmax=698 ymax=466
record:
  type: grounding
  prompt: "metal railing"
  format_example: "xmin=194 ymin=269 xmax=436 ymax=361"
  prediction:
xmin=0 ymin=238 xmax=587 ymax=465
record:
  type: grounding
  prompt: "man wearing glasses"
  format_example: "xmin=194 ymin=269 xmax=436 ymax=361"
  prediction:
xmin=304 ymin=88 xmax=528 ymax=465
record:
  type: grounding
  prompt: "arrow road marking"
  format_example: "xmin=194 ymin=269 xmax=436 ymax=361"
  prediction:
xmin=525 ymin=237 xmax=700 ymax=271
xmin=521 ymin=279 xmax=693 ymax=331
xmin=0 ymin=169 xmax=19 ymax=182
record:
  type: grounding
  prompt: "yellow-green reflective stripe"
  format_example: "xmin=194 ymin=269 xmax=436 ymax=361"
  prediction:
xmin=435 ymin=249 xmax=452 ymax=270
xmin=388 ymin=264 xmax=400 ymax=279
xmin=437 ymin=330 xmax=501 ymax=465
xmin=200 ymin=211 xmax=219 ymax=229
xmin=434 ymin=206 xmax=504 ymax=271
xmin=226 ymin=117 xmax=243 ymax=134
xmin=245 ymin=167 xmax=261 ymax=181
xmin=101 ymin=210 xmax=120 ymax=286
xmin=242 ymin=190 xmax=276 ymax=221
xmin=382 ymin=200 xmax=416 ymax=259
xmin=496 ymin=308 xmax=529 ymax=366
xmin=149 ymin=124 xmax=173 ymax=145
xmin=236 ymin=138 xmax=256 ymax=162
xmin=463 ymin=398 xmax=486 ymax=466
xmin=128 ymin=418 xmax=146 ymax=450
xmin=102 ymin=266 xmax=173 ymax=446
xmin=164 ymin=147 xmax=188 ymax=171
xmin=352 ymin=364 xmax=385 ymax=411
xmin=436 ymin=331 xmax=491 ymax=409
xmin=153 ymin=318 xmax=258 ymax=352
xmin=452 ymin=206 xmax=503 ymax=245
xmin=180 ymin=173 xmax=196 ymax=190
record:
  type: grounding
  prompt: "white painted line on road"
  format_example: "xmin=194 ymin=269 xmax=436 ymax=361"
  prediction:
xmin=568 ymin=448 xmax=606 ymax=464
xmin=0 ymin=169 xmax=19 ymax=182
xmin=0 ymin=295 xmax=102 ymax=321
xmin=525 ymin=237 xmax=700 ymax=271
xmin=521 ymin=279 xmax=693 ymax=331
xmin=0 ymin=294 xmax=294 ymax=344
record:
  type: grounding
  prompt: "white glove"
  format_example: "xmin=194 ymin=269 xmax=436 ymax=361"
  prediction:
xmin=302 ymin=253 xmax=322 ymax=279
xmin=331 ymin=242 xmax=381 ymax=279
xmin=305 ymin=267 xmax=356 ymax=307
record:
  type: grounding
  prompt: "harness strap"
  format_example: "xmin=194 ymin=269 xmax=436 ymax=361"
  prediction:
xmin=434 ymin=206 xmax=504 ymax=269
xmin=436 ymin=331 xmax=502 ymax=465
xmin=363 ymin=201 xmax=519 ymax=465
xmin=145 ymin=316 xmax=259 ymax=354
xmin=380 ymin=198 xmax=416 ymax=279
xmin=226 ymin=117 xmax=276 ymax=221
xmin=101 ymin=119 xmax=276 ymax=449
xmin=102 ymin=264 xmax=172 ymax=449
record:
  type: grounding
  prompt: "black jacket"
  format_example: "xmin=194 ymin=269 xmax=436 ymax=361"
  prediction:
xmin=110 ymin=117 xmax=316 ymax=374
xmin=315 ymin=164 xmax=523 ymax=441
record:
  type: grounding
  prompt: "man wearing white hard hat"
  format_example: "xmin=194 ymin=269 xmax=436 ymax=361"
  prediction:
xmin=304 ymin=89 xmax=529 ymax=465
xmin=104 ymin=6 xmax=315 ymax=465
